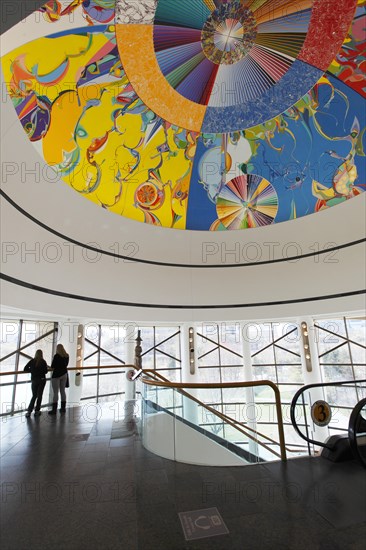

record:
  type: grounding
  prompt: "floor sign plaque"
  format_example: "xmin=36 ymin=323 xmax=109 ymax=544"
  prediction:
xmin=179 ymin=507 xmax=229 ymax=541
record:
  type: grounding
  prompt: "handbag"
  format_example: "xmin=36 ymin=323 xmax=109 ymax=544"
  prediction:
xmin=65 ymin=373 xmax=69 ymax=388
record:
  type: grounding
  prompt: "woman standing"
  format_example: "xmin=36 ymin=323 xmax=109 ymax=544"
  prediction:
xmin=24 ymin=349 xmax=48 ymax=417
xmin=49 ymin=344 xmax=69 ymax=415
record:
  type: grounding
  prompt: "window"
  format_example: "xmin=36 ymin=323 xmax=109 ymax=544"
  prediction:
xmin=0 ymin=320 xmax=57 ymax=415
xmin=81 ymin=324 xmax=127 ymax=403
xmin=139 ymin=326 xmax=182 ymax=413
xmin=249 ymin=322 xmax=304 ymax=451
xmin=196 ymin=323 xmax=244 ymax=440
xmin=315 ymin=316 xmax=366 ymax=432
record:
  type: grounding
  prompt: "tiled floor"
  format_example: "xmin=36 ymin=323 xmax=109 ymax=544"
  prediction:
xmin=1 ymin=402 xmax=365 ymax=550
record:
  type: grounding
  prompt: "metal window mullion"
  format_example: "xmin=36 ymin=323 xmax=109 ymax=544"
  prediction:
xmin=1 ymin=328 xmax=57 ymax=363
xmin=251 ymin=327 xmax=298 ymax=358
xmin=153 ymin=327 xmax=158 ymax=403
xmin=344 ymin=316 xmax=360 ymax=401
xmin=19 ymin=351 xmax=33 ymax=360
xmin=271 ymin=324 xmax=279 ymax=387
xmin=93 ymin=344 xmax=125 ymax=365
xmin=47 ymin=322 xmax=58 ymax=405
xmin=97 ymin=325 xmax=101 ymax=403
xmin=153 ymin=326 xmax=156 ymax=371
xmin=197 ymin=333 xmax=243 ymax=359
xmin=178 ymin=328 xmax=182 ymax=382
xmin=314 ymin=323 xmax=366 ymax=350
xmin=154 ymin=347 xmax=181 ymax=363
xmin=196 ymin=332 xmax=243 ymax=359
xmin=10 ymin=320 xmax=22 ymax=414
xmin=273 ymin=343 xmax=301 ymax=358
xmin=198 ymin=345 xmax=220 ymax=361
xmin=154 ymin=330 xmax=180 ymax=349
xmin=318 ymin=341 xmax=347 ymax=359
xmin=84 ymin=338 xmax=100 ymax=348
xmin=84 ymin=350 xmax=98 ymax=361
xmin=51 ymin=323 xmax=58 ymax=357
xmin=217 ymin=324 xmax=225 ymax=437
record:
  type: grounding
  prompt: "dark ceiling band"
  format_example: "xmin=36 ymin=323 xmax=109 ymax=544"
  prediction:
xmin=1 ymin=189 xmax=365 ymax=269
xmin=0 ymin=1 xmax=45 ymax=34
xmin=1 ymin=272 xmax=365 ymax=310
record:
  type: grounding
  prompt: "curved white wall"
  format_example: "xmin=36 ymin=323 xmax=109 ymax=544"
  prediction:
xmin=1 ymin=68 xmax=365 ymax=323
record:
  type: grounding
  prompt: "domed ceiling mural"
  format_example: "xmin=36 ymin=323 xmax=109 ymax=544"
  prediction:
xmin=1 ymin=0 xmax=365 ymax=230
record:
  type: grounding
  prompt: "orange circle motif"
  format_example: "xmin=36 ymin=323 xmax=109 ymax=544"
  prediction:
xmin=136 ymin=183 xmax=158 ymax=206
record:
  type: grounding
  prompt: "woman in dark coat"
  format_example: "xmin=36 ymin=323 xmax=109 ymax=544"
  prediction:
xmin=24 ymin=349 xmax=48 ymax=417
xmin=48 ymin=344 xmax=69 ymax=415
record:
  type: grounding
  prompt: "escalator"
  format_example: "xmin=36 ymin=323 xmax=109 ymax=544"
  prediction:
xmin=349 ymin=397 xmax=366 ymax=468
xmin=144 ymin=398 xmax=264 ymax=464
xmin=290 ymin=379 xmax=366 ymax=467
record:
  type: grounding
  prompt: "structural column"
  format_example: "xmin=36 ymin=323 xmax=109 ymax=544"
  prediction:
xmin=298 ymin=317 xmax=329 ymax=444
xmin=180 ymin=323 xmax=199 ymax=424
xmin=122 ymin=326 xmax=137 ymax=422
xmin=241 ymin=324 xmax=259 ymax=457
xmin=51 ymin=320 xmax=81 ymax=408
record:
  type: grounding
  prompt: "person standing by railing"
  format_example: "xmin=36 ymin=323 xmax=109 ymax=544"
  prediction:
xmin=24 ymin=349 xmax=48 ymax=418
xmin=48 ymin=344 xmax=69 ymax=415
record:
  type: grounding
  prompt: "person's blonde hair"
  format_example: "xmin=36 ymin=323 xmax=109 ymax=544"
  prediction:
xmin=34 ymin=349 xmax=43 ymax=364
xmin=56 ymin=344 xmax=69 ymax=358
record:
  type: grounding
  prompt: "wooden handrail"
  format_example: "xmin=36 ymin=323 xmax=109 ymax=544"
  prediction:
xmin=0 ymin=364 xmax=134 ymax=376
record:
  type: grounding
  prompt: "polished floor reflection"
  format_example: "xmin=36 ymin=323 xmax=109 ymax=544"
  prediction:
xmin=1 ymin=403 xmax=365 ymax=549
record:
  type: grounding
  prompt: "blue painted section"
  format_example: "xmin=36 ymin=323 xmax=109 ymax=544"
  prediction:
xmin=186 ymin=135 xmax=223 ymax=230
xmin=201 ymin=59 xmax=323 ymax=133
xmin=187 ymin=74 xmax=366 ymax=230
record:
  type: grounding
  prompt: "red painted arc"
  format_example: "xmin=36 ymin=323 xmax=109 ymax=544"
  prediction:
xmin=298 ymin=0 xmax=358 ymax=71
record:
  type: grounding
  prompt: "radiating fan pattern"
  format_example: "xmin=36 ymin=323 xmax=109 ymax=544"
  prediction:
xmin=216 ymin=175 xmax=278 ymax=229
xmin=154 ymin=0 xmax=311 ymax=111
xmin=153 ymin=0 xmax=312 ymax=116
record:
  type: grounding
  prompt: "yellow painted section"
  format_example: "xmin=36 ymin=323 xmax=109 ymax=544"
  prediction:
xmin=116 ymin=24 xmax=206 ymax=133
xmin=203 ymin=0 xmax=216 ymax=10
xmin=2 ymin=29 xmax=194 ymax=229
xmin=2 ymin=33 xmax=107 ymax=102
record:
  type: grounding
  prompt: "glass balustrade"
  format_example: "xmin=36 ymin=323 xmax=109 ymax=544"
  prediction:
xmin=140 ymin=374 xmax=288 ymax=465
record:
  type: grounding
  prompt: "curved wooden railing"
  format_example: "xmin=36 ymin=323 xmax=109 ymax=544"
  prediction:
xmin=0 ymin=365 xmax=133 ymax=376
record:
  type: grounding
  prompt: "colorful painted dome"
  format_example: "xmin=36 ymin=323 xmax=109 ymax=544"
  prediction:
xmin=1 ymin=0 xmax=365 ymax=230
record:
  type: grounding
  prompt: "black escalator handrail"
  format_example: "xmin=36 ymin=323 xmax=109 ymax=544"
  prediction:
xmin=349 ymin=398 xmax=366 ymax=468
xmin=290 ymin=379 xmax=366 ymax=450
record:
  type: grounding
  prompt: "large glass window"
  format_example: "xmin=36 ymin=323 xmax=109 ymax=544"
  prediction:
xmin=249 ymin=322 xmax=304 ymax=451
xmin=197 ymin=323 xmax=245 ymax=440
xmin=197 ymin=323 xmax=243 ymax=410
xmin=139 ymin=326 xmax=182 ymax=412
xmin=315 ymin=316 xmax=366 ymax=433
xmin=139 ymin=326 xmax=181 ymax=380
xmin=81 ymin=323 xmax=128 ymax=404
xmin=0 ymin=320 xmax=18 ymax=414
xmin=0 ymin=320 xmax=57 ymax=415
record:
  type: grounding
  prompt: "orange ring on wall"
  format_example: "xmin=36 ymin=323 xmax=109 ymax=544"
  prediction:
xmin=116 ymin=24 xmax=206 ymax=132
